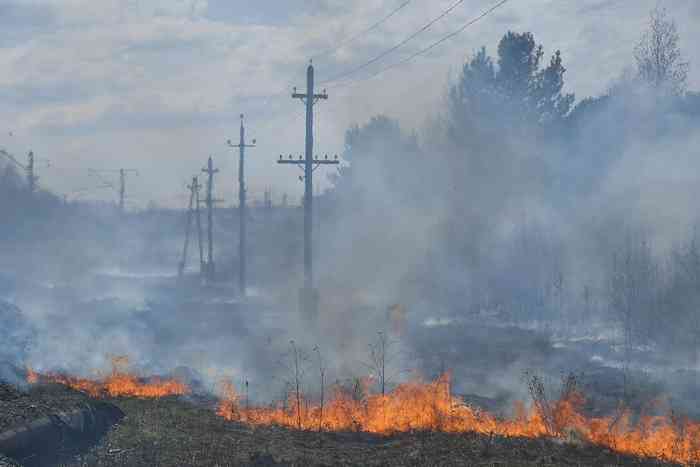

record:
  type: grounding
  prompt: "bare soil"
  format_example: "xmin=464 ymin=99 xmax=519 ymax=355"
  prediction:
xmin=0 ymin=383 xmax=90 ymax=432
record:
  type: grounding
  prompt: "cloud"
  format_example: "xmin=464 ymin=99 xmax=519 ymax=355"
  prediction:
xmin=0 ymin=0 xmax=698 ymax=206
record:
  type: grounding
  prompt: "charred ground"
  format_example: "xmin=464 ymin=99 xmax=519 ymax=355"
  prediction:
xmin=60 ymin=395 xmax=677 ymax=467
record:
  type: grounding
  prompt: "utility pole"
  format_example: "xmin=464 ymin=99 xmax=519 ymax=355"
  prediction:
xmin=227 ymin=115 xmax=256 ymax=297
xmin=118 ymin=168 xmax=138 ymax=214
xmin=26 ymin=151 xmax=37 ymax=195
xmin=179 ymin=176 xmax=200 ymax=279
xmin=264 ymin=188 xmax=272 ymax=210
xmin=202 ymin=157 xmax=220 ymax=282
xmin=87 ymin=168 xmax=137 ymax=213
xmin=278 ymin=62 xmax=339 ymax=319
xmin=119 ymin=169 xmax=125 ymax=213
xmin=194 ymin=177 xmax=205 ymax=277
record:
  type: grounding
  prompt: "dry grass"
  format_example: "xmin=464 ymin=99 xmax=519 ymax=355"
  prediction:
xmin=59 ymin=396 xmax=680 ymax=467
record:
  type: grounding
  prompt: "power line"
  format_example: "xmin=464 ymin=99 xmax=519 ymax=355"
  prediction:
xmin=230 ymin=3 xmax=414 ymax=143
xmin=330 ymin=0 xmax=510 ymax=91
xmin=245 ymin=4 xmax=414 ymax=129
xmin=319 ymin=0 xmax=469 ymax=86
xmin=0 ymin=149 xmax=26 ymax=170
xmin=311 ymin=1 xmax=413 ymax=61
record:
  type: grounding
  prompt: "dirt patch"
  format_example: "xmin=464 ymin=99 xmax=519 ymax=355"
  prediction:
xmin=0 ymin=383 xmax=92 ymax=433
xmin=1 ymin=383 xmax=123 ymax=467
xmin=61 ymin=396 xmax=680 ymax=467
xmin=0 ymin=454 xmax=21 ymax=467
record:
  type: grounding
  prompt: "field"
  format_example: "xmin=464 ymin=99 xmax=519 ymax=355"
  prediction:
xmin=58 ymin=396 xmax=677 ymax=467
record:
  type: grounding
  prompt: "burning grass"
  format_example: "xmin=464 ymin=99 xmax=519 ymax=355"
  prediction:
xmin=217 ymin=373 xmax=700 ymax=466
xmin=62 ymin=395 xmax=678 ymax=467
xmin=23 ymin=357 xmax=699 ymax=465
xmin=26 ymin=357 xmax=189 ymax=399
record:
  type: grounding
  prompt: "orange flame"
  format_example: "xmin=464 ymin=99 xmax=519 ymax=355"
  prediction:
xmin=26 ymin=357 xmax=189 ymax=399
xmin=217 ymin=374 xmax=700 ymax=465
xmin=26 ymin=367 xmax=39 ymax=384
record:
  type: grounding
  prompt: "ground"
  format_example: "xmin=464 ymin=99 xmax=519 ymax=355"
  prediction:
xmin=58 ymin=396 xmax=677 ymax=467
xmin=0 ymin=382 xmax=90 ymax=432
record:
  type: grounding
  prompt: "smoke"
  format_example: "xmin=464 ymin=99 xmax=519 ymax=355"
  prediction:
xmin=1 ymin=24 xmax=699 ymax=420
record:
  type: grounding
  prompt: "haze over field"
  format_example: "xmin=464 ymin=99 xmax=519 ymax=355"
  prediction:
xmin=1 ymin=0 xmax=700 ymax=433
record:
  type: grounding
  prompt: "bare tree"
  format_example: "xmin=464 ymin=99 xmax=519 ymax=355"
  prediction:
xmin=366 ymin=332 xmax=393 ymax=396
xmin=312 ymin=345 xmax=326 ymax=432
xmin=667 ymin=234 xmax=700 ymax=368
xmin=526 ymin=372 xmax=555 ymax=435
xmin=609 ymin=235 xmax=659 ymax=398
xmin=281 ymin=340 xmax=309 ymax=430
xmin=634 ymin=6 xmax=689 ymax=95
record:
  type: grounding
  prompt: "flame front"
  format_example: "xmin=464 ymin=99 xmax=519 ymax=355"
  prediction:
xmin=217 ymin=374 xmax=700 ymax=466
xmin=27 ymin=357 xmax=189 ymax=399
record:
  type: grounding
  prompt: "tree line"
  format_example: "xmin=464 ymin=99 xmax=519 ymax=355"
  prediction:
xmin=325 ymin=6 xmax=700 ymax=367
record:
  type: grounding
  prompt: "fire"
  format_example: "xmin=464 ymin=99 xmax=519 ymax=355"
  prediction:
xmin=26 ymin=357 xmax=189 ymax=399
xmin=217 ymin=374 xmax=700 ymax=466
xmin=26 ymin=367 xmax=39 ymax=384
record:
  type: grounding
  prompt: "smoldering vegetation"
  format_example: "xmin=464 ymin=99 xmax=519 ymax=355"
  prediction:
xmin=0 ymin=6 xmax=699 ymax=422
xmin=315 ymin=10 xmax=700 ymax=410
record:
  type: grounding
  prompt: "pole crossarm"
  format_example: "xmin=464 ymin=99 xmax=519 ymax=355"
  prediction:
xmin=292 ymin=89 xmax=328 ymax=105
xmin=278 ymin=155 xmax=339 ymax=174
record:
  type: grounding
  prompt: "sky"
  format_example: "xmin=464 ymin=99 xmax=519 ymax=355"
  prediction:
xmin=0 ymin=0 xmax=698 ymax=209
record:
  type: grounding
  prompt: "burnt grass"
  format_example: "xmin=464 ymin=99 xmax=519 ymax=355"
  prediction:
xmin=0 ymin=383 xmax=92 ymax=432
xmin=59 ymin=396 xmax=679 ymax=467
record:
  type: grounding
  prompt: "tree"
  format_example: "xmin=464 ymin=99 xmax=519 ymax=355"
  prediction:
xmin=279 ymin=340 xmax=309 ymax=430
xmin=448 ymin=47 xmax=500 ymax=143
xmin=608 ymin=235 xmax=660 ymax=392
xmin=330 ymin=115 xmax=423 ymax=207
xmin=666 ymin=234 xmax=700 ymax=367
xmin=496 ymin=31 xmax=543 ymax=114
xmin=533 ymin=50 xmax=575 ymax=125
xmin=364 ymin=331 xmax=401 ymax=396
xmin=448 ymin=31 xmax=574 ymax=140
xmin=634 ymin=6 xmax=689 ymax=95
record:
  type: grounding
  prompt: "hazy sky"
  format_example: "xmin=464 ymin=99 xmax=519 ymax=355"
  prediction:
xmin=0 ymin=0 xmax=698 ymax=208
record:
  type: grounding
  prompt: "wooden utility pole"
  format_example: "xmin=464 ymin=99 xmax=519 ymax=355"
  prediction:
xmin=118 ymin=169 xmax=138 ymax=214
xmin=264 ymin=188 xmax=272 ymax=210
xmin=278 ymin=62 xmax=339 ymax=318
xmin=87 ymin=168 xmax=137 ymax=213
xmin=119 ymin=169 xmax=125 ymax=213
xmin=227 ymin=115 xmax=256 ymax=297
xmin=194 ymin=177 xmax=205 ymax=277
xmin=179 ymin=176 xmax=202 ymax=279
xmin=26 ymin=151 xmax=37 ymax=195
xmin=202 ymin=157 xmax=220 ymax=282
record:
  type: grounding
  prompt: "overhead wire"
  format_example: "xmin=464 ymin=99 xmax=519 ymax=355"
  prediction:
xmin=329 ymin=0 xmax=510 ymax=91
xmin=0 ymin=148 xmax=26 ymax=169
xmin=318 ymin=0 xmax=469 ymax=86
xmin=238 ymin=1 xmax=416 ymax=144
xmin=311 ymin=0 xmax=413 ymax=62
